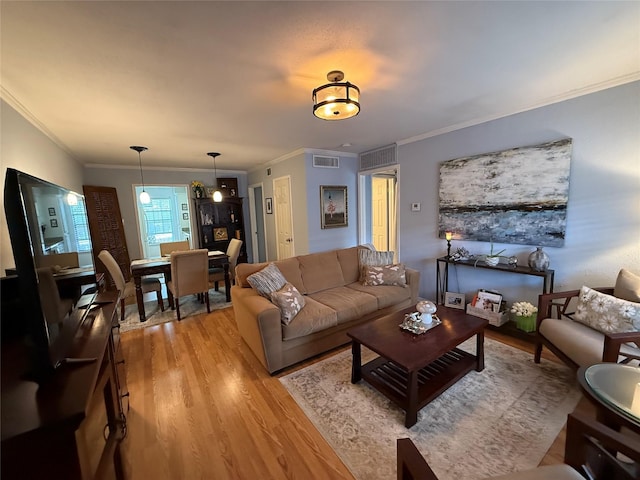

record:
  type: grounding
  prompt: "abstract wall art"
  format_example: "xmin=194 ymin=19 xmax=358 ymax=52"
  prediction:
xmin=438 ymin=138 xmax=572 ymax=247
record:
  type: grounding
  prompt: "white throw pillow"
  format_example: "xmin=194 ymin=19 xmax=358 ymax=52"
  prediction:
xmin=574 ymin=286 xmax=640 ymax=334
xmin=270 ymin=282 xmax=306 ymax=325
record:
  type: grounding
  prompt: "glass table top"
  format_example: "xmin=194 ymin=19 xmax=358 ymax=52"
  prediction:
xmin=584 ymin=363 xmax=640 ymax=426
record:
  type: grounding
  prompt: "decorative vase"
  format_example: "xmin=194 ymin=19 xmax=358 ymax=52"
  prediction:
xmin=515 ymin=314 xmax=537 ymax=333
xmin=484 ymin=256 xmax=500 ymax=267
xmin=528 ymin=247 xmax=550 ymax=271
xmin=195 ymin=188 xmax=203 ymax=199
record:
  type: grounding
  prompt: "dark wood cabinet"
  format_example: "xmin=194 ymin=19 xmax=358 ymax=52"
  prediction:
xmin=1 ymin=291 xmax=127 ymax=480
xmin=194 ymin=196 xmax=247 ymax=263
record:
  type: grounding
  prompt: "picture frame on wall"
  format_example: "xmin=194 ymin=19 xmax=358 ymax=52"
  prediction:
xmin=182 ymin=213 xmax=189 ymax=220
xmin=265 ymin=197 xmax=273 ymax=214
xmin=445 ymin=292 xmax=465 ymax=309
xmin=50 ymin=219 xmax=58 ymax=228
xmin=181 ymin=203 xmax=188 ymax=211
xmin=320 ymin=185 xmax=347 ymax=229
xmin=48 ymin=207 xmax=56 ymax=216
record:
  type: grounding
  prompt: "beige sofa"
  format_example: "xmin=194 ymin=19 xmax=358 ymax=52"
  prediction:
xmin=232 ymin=246 xmax=420 ymax=374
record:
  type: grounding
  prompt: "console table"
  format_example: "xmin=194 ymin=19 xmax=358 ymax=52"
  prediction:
xmin=436 ymin=256 xmax=555 ymax=305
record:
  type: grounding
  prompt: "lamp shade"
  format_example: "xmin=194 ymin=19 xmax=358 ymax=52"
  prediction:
xmin=313 ymin=71 xmax=360 ymax=121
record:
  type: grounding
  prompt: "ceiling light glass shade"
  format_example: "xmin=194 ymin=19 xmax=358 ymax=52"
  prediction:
xmin=212 ymin=190 xmax=223 ymax=202
xmin=66 ymin=192 xmax=78 ymax=206
xmin=313 ymin=71 xmax=360 ymax=120
xmin=139 ymin=190 xmax=151 ymax=204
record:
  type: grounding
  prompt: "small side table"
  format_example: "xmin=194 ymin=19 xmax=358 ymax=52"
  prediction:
xmin=578 ymin=363 xmax=640 ymax=434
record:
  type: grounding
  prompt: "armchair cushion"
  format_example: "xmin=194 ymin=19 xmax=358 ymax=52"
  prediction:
xmin=614 ymin=268 xmax=640 ymax=302
xmin=574 ymin=286 xmax=640 ymax=334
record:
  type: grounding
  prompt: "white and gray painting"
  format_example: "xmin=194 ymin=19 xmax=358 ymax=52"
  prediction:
xmin=438 ymin=139 xmax=572 ymax=247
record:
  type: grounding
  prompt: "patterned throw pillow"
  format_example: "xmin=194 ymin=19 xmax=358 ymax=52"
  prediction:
xmin=246 ymin=263 xmax=287 ymax=298
xmin=362 ymin=264 xmax=407 ymax=287
xmin=270 ymin=282 xmax=306 ymax=325
xmin=573 ymin=285 xmax=640 ymax=334
xmin=358 ymin=249 xmax=394 ymax=282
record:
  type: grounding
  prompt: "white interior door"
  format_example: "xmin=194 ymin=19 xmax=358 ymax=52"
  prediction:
xmin=274 ymin=176 xmax=294 ymax=259
xmin=372 ymin=177 xmax=389 ymax=251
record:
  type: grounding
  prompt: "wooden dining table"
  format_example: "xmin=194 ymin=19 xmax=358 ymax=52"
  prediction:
xmin=130 ymin=250 xmax=230 ymax=322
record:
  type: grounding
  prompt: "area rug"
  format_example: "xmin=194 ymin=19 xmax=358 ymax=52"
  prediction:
xmin=120 ymin=289 xmax=232 ymax=332
xmin=280 ymin=337 xmax=581 ymax=480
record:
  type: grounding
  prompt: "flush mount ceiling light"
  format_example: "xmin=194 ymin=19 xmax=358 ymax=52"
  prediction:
xmin=130 ymin=146 xmax=151 ymax=204
xmin=206 ymin=152 xmax=223 ymax=202
xmin=312 ymin=70 xmax=360 ymax=121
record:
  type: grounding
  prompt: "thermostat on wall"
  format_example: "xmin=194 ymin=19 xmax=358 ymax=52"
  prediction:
xmin=411 ymin=203 xmax=421 ymax=212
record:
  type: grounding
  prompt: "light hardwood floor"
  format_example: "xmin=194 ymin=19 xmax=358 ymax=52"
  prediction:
xmin=120 ymin=306 xmax=592 ymax=479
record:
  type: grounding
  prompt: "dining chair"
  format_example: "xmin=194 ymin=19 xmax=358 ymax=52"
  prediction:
xmin=98 ymin=249 xmax=164 ymax=322
xmin=209 ymin=239 xmax=243 ymax=291
xmin=36 ymin=266 xmax=74 ymax=332
xmin=159 ymin=240 xmax=190 ymax=256
xmin=166 ymin=249 xmax=210 ymax=320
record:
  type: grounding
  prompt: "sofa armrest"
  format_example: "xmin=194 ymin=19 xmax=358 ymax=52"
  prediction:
xmin=603 ymin=331 xmax=640 ymax=363
xmin=231 ymin=285 xmax=283 ymax=372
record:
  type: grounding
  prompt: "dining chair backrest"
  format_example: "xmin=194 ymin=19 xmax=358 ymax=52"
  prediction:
xmin=98 ymin=249 xmax=127 ymax=293
xmin=170 ymin=249 xmax=209 ymax=297
xmin=36 ymin=266 xmax=73 ymax=325
xmin=160 ymin=240 xmax=190 ymax=256
xmin=226 ymin=239 xmax=243 ymax=278
xmin=37 ymin=252 xmax=80 ymax=269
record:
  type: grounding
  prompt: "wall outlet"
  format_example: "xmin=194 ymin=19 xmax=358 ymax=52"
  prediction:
xmin=411 ymin=202 xmax=421 ymax=211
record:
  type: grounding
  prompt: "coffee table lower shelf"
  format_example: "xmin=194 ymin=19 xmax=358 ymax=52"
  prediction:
xmin=361 ymin=348 xmax=477 ymax=427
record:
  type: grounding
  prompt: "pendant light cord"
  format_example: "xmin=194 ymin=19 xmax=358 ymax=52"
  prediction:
xmin=138 ymin=151 xmax=146 ymax=191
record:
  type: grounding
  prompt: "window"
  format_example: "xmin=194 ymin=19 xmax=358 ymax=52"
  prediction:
xmin=141 ymin=198 xmax=173 ymax=245
xmin=70 ymin=199 xmax=91 ymax=252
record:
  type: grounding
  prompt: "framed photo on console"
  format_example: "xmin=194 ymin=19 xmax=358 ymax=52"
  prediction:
xmin=445 ymin=292 xmax=465 ymax=309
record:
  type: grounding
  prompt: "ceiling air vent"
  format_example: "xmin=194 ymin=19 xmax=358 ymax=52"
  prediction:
xmin=313 ymin=155 xmax=340 ymax=168
xmin=359 ymin=144 xmax=397 ymax=171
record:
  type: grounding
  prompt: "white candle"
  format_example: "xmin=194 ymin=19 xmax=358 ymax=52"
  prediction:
xmin=631 ymin=382 xmax=640 ymax=417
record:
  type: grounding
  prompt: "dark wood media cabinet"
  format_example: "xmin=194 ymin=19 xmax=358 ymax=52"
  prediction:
xmin=1 ymin=291 xmax=128 ymax=480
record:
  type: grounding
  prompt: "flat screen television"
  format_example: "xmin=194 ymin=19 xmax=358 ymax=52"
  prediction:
xmin=3 ymin=168 xmax=97 ymax=383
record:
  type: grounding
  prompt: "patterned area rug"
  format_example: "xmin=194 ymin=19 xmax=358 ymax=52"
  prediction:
xmin=120 ymin=289 xmax=232 ymax=332
xmin=280 ymin=337 xmax=580 ymax=480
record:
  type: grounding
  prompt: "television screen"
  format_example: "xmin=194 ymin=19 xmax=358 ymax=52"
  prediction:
xmin=4 ymin=168 xmax=97 ymax=382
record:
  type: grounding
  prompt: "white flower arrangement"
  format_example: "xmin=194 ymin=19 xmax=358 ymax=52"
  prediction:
xmin=511 ymin=301 xmax=538 ymax=317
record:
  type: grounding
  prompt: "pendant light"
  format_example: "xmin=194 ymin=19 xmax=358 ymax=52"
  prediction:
xmin=312 ymin=70 xmax=360 ymax=120
xmin=130 ymin=146 xmax=151 ymax=204
xmin=207 ymin=152 xmax=223 ymax=202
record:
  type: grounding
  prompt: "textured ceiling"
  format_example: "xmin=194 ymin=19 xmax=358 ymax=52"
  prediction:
xmin=1 ymin=1 xmax=639 ymax=171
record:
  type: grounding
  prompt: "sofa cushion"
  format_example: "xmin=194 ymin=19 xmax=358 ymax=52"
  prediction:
xmin=236 ymin=262 xmax=268 ymax=288
xmin=574 ymin=285 xmax=640 ymax=334
xmin=362 ymin=264 xmax=406 ymax=286
xmin=540 ymin=316 xmax=640 ymax=367
xmin=347 ymin=282 xmax=412 ymax=309
xmin=308 ymin=286 xmax=378 ymax=325
xmin=270 ymin=282 xmax=305 ymax=325
xmin=337 ymin=246 xmax=361 ymax=284
xmin=298 ymin=250 xmax=345 ymax=294
xmin=282 ymin=297 xmax=338 ymax=341
xmin=246 ymin=263 xmax=287 ymax=298
xmin=273 ymin=257 xmax=306 ymax=294
xmin=614 ymin=268 xmax=640 ymax=302
xmin=358 ymin=249 xmax=394 ymax=281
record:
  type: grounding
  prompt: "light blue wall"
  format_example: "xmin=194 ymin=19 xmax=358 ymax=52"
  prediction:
xmin=305 ymin=153 xmax=359 ymax=253
xmin=398 ymin=81 xmax=640 ymax=306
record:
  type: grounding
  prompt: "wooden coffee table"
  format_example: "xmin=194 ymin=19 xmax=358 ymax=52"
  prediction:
xmin=347 ymin=306 xmax=488 ymax=427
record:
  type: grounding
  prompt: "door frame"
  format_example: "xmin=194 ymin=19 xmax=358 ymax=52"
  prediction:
xmin=248 ymin=182 xmax=268 ymax=262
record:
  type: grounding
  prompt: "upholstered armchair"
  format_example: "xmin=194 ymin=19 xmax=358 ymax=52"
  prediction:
xmin=167 ymin=249 xmax=210 ymax=320
xmin=534 ymin=269 xmax=640 ymax=369
xmin=397 ymin=412 xmax=640 ymax=480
